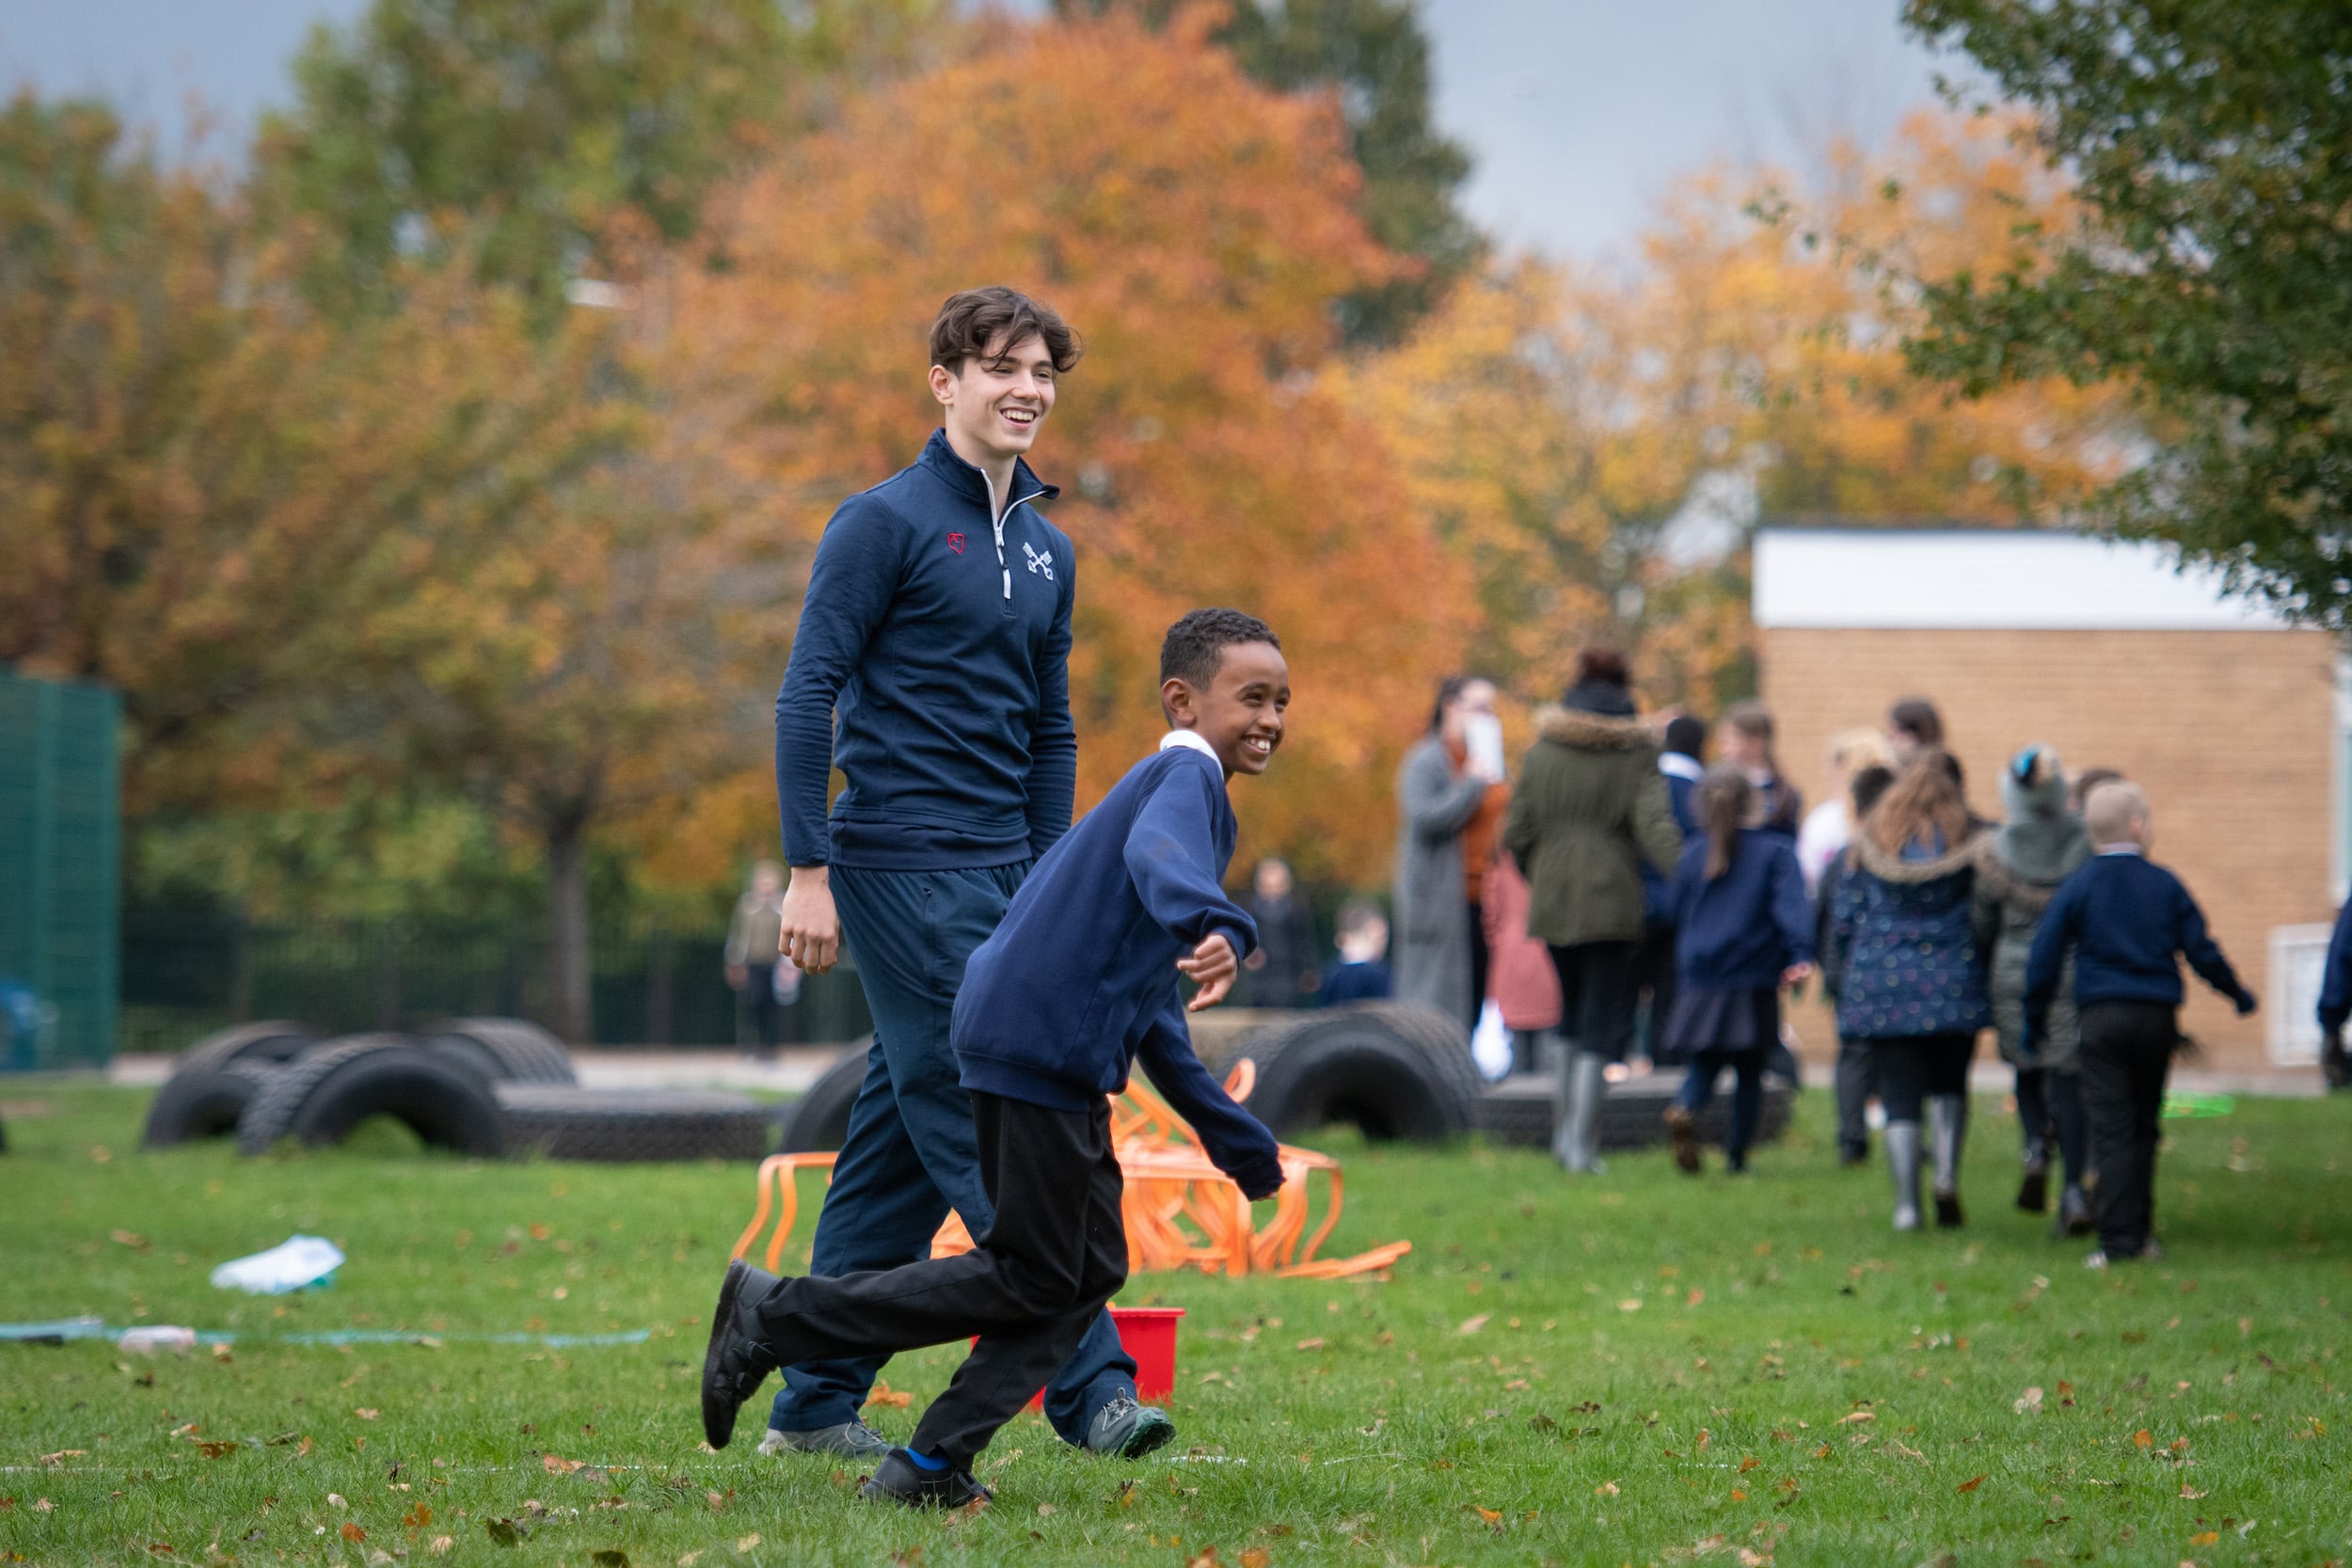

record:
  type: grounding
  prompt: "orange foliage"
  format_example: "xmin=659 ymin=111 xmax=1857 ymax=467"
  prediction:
xmin=670 ymin=10 xmax=1473 ymax=883
xmin=1343 ymin=108 xmax=2134 ymax=720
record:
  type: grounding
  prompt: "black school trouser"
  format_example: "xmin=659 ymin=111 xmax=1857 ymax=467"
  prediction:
xmin=2078 ymin=1001 xmax=2178 ymax=1258
xmin=1548 ymin=941 xmax=1639 ymax=1063
xmin=751 ymin=1091 xmax=1128 ymax=1467
xmin=1872 ymin=1032 xmax=1975 ymax=1122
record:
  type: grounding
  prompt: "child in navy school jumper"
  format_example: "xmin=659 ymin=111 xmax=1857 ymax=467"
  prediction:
xmin=1660 ymin=768 xmax=1816 ymax=1175
xmin=2025 ymin=779 xmax=2256 ymax=1268
xmin=700 ymin=609 xmax=1289 ymax=1508
xmin=1320 ymin=900 xmax=1394 ymax=1006
xmin=2313 ymin=894 xmax=2352 ymax=1090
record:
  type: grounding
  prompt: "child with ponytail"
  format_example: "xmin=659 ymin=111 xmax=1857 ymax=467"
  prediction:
xmin=1661 ymin=768 xmax=1816 ymax=1175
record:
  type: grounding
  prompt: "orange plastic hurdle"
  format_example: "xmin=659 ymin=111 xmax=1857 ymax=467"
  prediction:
xmin=731 ymin=1058 xmax=1409 ymax=1283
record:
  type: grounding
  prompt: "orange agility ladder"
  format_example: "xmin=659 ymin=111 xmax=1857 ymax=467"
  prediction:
xmin=731 ymin=1058 xmax=1410 ymax=1282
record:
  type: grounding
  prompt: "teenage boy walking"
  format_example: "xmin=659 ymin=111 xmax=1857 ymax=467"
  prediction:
xmin=702 ymin=610 xmax=1291 ymax=1507
xmin=2024 ymin=780 xmax=2257 ymax=1268
xmin=761 ymin=287 xmax=1160 ymax=1461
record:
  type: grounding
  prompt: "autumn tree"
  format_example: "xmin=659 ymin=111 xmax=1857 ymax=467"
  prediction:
xmin=0 ymin=92 xmax=618 ymax=814
xmin=670 ymin=9 xmax=1475 ymax=885
xmin=1057 ymin=0 xmax=1479 ymax=341
xmin=1903 ymin=0 xmax=2352 ymax=626
xmin=258 ymin=0 xmax=953 ymax=319
xmin=1343 ymin=109 xmax=2135 ymax=715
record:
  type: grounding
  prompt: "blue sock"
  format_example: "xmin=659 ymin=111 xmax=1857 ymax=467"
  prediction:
xmin=902 ymin=1447 xmax=949 ymax=1472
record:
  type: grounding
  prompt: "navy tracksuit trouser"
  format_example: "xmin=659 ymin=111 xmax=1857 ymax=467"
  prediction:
xmin=766 ymin=863 xmax=1136 ymax=1445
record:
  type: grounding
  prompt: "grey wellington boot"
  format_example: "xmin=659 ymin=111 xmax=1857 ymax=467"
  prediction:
xmin=1927 ymin=1095 xmax=1968 ymax=1228
xmin=1552 ymin=1052 xmax=1609 ymax=1175
xmin=1884 ymin=1120 xmax=1924 ymax=1232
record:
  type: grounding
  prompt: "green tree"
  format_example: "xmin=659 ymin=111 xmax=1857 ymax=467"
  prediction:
xmin=1057 ymin=0 xmax=1479 ymax=341
xmin=1900 ymin=0 xmax=2352 ymax=625
xmin=259 ymin=0 xmax=949 ymax=317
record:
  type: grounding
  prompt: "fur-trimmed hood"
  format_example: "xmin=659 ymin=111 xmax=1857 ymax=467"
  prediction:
xmin=1534 ymin=705 xmax=1651 ymax=752
xmin=1849 ymin=826 xmax=1984 ymax=884
xmin=1970 ymin=832 xmax=2066 ymax=913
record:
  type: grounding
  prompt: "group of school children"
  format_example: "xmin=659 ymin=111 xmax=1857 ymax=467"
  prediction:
xmin=1645 ymin=694 xmax=2256 ymax=1272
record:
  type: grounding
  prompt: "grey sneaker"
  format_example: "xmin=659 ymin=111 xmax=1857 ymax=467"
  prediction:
xmin=1083 ymin=1396 xmax=1176 ymax=1459
xmin=860 ymin=1449 xmax=992 ymax=1509
xmin=758 ymin=1418 xmax=894 ymax=1460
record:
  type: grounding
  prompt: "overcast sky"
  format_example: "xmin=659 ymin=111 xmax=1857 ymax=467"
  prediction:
xmin=0 ymin=0 xmax=1961 ymax=262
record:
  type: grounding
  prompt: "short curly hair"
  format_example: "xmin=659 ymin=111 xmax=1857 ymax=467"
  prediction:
xmin=930 ymin=286 xmax=1081 ymax=376
xmin=1160 ymin=608 xmax=1279 ymax=688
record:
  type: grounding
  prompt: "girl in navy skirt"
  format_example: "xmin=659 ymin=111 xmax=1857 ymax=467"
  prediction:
xmin=1661 ymin=768 xmax=1816 ymax=1174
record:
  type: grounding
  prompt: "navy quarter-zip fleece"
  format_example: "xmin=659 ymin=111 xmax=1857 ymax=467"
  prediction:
xmin=774 ymin=429 xmax=1076 ymax=869
xmin=951 ymin=738 xmax=1283 ymax=1196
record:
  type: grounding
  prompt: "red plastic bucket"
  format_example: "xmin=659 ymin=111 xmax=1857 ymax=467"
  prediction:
xmin=979 ymin=1305 xmax=1186 ymax=1411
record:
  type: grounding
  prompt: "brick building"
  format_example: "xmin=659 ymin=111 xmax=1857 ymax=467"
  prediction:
xmin=1753 ymin=527 xmax=2343 ymax=1080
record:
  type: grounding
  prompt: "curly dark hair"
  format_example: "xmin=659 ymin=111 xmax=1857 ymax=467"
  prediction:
xmin=1160 ymin=609 xmax=1279 ymax=688
xmin=930 ymin=286 xmax=1081 ymax=375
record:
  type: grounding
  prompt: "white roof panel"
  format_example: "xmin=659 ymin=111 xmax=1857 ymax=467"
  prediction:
xmin=1752 ymin=529 xmax=2295 ymax=631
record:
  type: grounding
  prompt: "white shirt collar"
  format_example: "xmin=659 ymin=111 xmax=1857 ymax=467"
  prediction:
xmin=1660 ymin=752 xmax=1704 ymax=782
xmin=2095 ymin=842 xmax=2144 ymax=857
xmin=1160 ymin=729 xmax=1221 ymax=765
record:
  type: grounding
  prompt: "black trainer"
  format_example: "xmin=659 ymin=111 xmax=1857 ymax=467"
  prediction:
xmin=860 ymin=1449 xmax=993 ymax=1509
xmin=701 ymin=1259 xmax=781 ymax=1449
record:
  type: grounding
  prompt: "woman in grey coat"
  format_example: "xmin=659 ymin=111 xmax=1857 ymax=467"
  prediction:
xmin=1971 ymin=746 xmax=2094 ymax=1237
xmin=1392 ymin=677 xmax=1505 ymax=1031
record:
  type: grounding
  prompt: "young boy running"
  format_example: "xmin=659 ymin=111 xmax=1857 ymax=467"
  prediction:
xmin=2024 ymin=779 xmax=2257 ymax=1267
xmin=703 ymin=609 xmax=1291 ymax=1507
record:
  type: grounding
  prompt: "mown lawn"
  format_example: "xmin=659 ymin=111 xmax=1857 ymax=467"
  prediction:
xmin=2 ymin=1080 xmax=2348 ymax=1567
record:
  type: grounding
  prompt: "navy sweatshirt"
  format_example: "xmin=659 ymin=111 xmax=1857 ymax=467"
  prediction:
xmin=1666 ymin=829 xmax=1816 ymax=992
xmin=953 ymin=736 xmax=1284 ymax=1198
xmin=773 ymin=429 xmax=1076 ymax=869
xmin=2318 ymin=897 xmax=2352 ymax=1037
xmin=2024 ymin=849 xmax=2251 ymax=1037
xmin=1640 ymin=754 xmax=1705 ymax=918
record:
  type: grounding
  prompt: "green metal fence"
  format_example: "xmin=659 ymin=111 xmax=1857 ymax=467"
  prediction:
xmin=0 ymin=671 xmax=121 ymax=1069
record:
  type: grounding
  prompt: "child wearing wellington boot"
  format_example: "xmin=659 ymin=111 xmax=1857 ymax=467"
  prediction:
xmin=2024 ymin=780 xmax=2256 ymax=1268
xmin=699 ymin=610 xmax=1288 ymax=1507
xmin=1661 ymin=768 xmax=1816 ymax=1175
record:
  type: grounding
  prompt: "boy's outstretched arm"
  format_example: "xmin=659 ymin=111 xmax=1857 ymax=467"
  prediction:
xmin=2173 ymin=879 xmax=2257 ymax=1014
xmin=1121 ymin=763 xmax=1258 ymax=968
xmin=1135 ymin=1004 xmax=1284 ymax=1200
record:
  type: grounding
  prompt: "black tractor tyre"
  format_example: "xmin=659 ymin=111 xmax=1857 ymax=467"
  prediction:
xmin=420 ymin=1017 xmax=577 ymax=1085
xmin=172 ymin=1021 xmax=322 ymax=1078
xmin=775 ymin=1038 xmax=873 ymax=1154
xmin=142 ymin=1060 xmax=283 ymax=1148
xmin=497 ymin=1086 xmax=771 ymax=1163
xmin=1228 ymin=1003 xmax=1479 ymax=1143
xmin=235 ymin=1035 xmax=506 ymax=1157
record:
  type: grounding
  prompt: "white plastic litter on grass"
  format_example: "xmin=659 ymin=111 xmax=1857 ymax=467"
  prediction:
xmin=209 ymin=1235 xmax=344 ymax=1294
xmin=116 ymin=1325 xmax=197 ymax=1354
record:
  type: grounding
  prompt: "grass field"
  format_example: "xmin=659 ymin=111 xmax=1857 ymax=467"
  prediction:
xmin=3 ymin=1081 xmax=2349 ymax=1567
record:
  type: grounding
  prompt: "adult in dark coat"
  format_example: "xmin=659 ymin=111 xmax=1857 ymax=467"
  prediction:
xmin=1502 ymin=649 xmax=1682 ymax=1173
xmin=1238 ymin=857 xmax=1317 ymax=1008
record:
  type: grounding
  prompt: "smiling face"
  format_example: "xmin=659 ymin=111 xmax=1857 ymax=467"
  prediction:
xmin=931 ymin=330 xmax=1057 ymax=467
xmin=1163 ymin=640 xmax=1290 ymax=779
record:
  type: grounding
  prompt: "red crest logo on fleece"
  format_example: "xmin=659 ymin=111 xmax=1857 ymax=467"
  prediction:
xmin=946 ymin=532 xmax=966 ymax=555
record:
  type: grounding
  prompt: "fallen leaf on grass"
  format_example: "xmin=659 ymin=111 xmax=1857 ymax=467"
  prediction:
xmin=544 ymin=1454 xmax=585 ymax=1474
xmin=1617 ymin=1299 xmax=1644 ymax=1313
xmin=193 ymin=1441 xmax=238 ymax=1459
xmin=33 ymin=1501 xmax=54 ymax=1513
xmin=111 ymin=1229 xmax=149 ymax=1250
xmin=355 ymin=1409 xmax=379 ymax=1421
xmin=1810 ymin=1445 xmax=1832 ymax=1459
xmin=2189 ymin=1531 xmax=2219 ymax=1546
xmin=428 ymin=1536 xmax=453 ymax=1554
xmin=1183 ymin=1550 xmax=1220 ymax=1568
xmin=403 ymin=1504 xmax=433 ymax=1528
xmin=1957 ymin=1476 xmax=1986 ymax=1493
xmin=865 ymin=1381 xmax=914 ymax=1410
xmin=886 ymin=1551 xmax=920 ymax=1568
xmin=735 ymin=1534 xmax=761 ymax=1552
xmin=340 ymin=1523 xmax=365 ymax=1543
xmin=1240 ymin=1551 xmax=1270 ymax=1568
xmin=1836 ymin=1412 xmax=1874 ymax=1425
xmin=1529 ymin=1415 xmax=1558 ymax=1433
xmin=1293 ymin=1338 xmax=1326 ymax=1352
xmin=1457 ymin=1314 xmax=1489 ymax=1336
xmin=2015 ymin=1387 xmax=2044 ymax=1415
xmin=2134 ymin=1430 xmax=2153 ymax=1449
xmin=38 ymin=1451 xmax=86 ymax=1465
xmin=327 ymin=1495 xmax=347 ymax=1509
xmin=1471 ymin=1505 xmax=1503 ymax=1531
xmin=1595 ymin=1481 xmax=1619 ymax=1497
xmin=2180 ymin=1484 xmax=2206 ymax=1499
xmin=1739 ymin=1457 xmax=1760 ymax=1474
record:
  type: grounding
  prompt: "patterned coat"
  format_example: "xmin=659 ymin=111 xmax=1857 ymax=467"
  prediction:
xmin=1830 ymin=831 xmax=1992 ymax=1041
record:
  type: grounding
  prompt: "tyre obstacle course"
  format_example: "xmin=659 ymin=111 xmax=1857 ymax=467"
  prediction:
xmin=142 ymin=1017 xmax=763 ymax=1162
